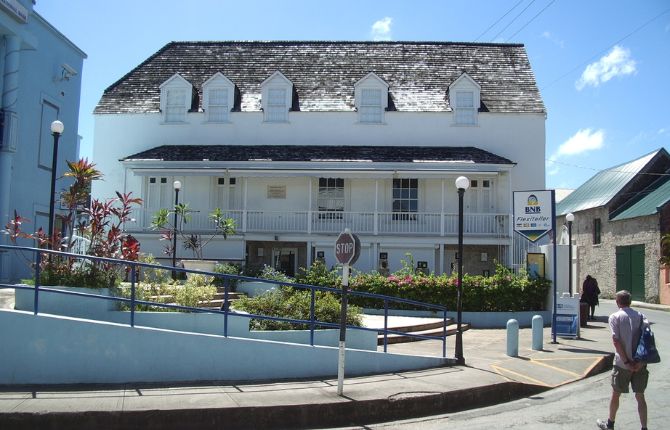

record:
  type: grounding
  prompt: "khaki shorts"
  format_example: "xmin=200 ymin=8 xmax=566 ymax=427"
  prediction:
xmin=611 ymin=365 xmax=649 ymax=393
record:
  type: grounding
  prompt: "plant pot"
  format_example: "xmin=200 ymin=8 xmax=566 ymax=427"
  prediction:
xmin=181 ymin=260 xmax=217 ymax=277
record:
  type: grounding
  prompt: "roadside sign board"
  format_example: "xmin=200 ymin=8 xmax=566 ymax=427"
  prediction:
xmin=513 ymin=190 xmax=554 ymax=242
xmin=335 ymin=229 xmax=360 ymax=265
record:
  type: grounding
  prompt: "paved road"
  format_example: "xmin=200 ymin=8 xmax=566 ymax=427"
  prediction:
xmin=331 ymin=301 xmax=670 ymax=430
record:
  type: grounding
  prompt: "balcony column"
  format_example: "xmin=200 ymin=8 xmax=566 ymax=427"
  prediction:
xmin=440 ymin=179 xmax=445 ymax=236
xmin=242 ymin=177 xmax=248 ymax=233
xmin=373 ymin=180 xmax=379 ymax=235
xmin=307 ymin=178 xmax=312 ymax=234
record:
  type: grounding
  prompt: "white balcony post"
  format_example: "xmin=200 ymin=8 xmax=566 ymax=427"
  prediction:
xmin=242 ymin=178 xmax=248 ymax=233
xmin=307 ymin=178 xmax=312 ymax=234
xmin=440 ymin=179 xmax=445 ymax=236
xmin=374 ymin=179 xmax=379 ymax=235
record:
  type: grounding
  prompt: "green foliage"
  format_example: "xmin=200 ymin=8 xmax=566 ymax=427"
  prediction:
xmin=175 ymin=274 xmax=217 ymax=308
xmin=213 ymin=262 xmax=242 ymax=291
xmin=39 ymin=261 xmax=120 ymax=290
xmin=233 ymin=287 xmax=362 ymax=331
xmin=137 ymin=253 xmax=170 ymax=284
xmin=349 ymin=263 xmax=551 ymax=312
xmin=257 ymin=265 xmax=293 ymax=283
xmin=661 ymin=233 xmax=670 ymax=267
xmin=117 ymin=274 xmax=216 ymax=312
xmin=295 ymin=260 xmax=340 ymax=288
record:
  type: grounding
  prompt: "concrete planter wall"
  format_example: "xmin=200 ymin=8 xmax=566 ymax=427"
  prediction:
xmin=364 ymin=308 xmax=551 ymax=328
xmin=14 ymin=286 xmax=115 ymax=320
xmin=237 ymin=280 xmax=277 ymax=297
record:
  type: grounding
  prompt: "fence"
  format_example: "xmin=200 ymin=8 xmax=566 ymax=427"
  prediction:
xmin=0 ymin=244 xmax=452 ymax=357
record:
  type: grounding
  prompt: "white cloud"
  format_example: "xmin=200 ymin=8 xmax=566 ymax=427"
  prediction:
xmin=541 ymin=31 xmax=564 ymax=48
xmin=575 ymin=45 xmax=636 ymax=90
xmin=371 ymin=17 xmax=393 ymax=41
xmin=556 ymin=128 xmax=605 ymax=156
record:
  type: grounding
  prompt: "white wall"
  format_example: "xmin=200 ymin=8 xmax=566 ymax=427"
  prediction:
xmin=92 ymin=111 xmax=545 ymax=201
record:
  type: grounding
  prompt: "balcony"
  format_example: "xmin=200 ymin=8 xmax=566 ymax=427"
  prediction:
xmin=127 ymin=209 xmax=510 ymax=237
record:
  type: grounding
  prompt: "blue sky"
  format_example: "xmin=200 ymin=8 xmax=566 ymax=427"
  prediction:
xmin=35 ymin=0 xmax=670 ymax=190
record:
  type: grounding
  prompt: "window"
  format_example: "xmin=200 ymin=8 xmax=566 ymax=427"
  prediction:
xmin=392 ymin=179 xmax=418 ymax=220
xmin=449 ymin=72 xmax=480 ymax=126
xmin=318 ymin=178 xmax=344 ymax=219
xmin=467 ymin=179 xmax=493 ymax=213
xmin=160 ymin=73 xmax=192 ymax=123
xmin=593 ymin=218 xmax=601 ymax=245
xmin=454 ymin=91 xmax=476 ymax=125
xmin=203 ymin=73 xmax=235 ymax=123
xmin=354 ymin=73 xmax=389 ymax=124
xmin=266 ymin=88 xmax=288 ymax=122
xmin=261 ymin=71 xmax=292 ymax=123
xmin=207 ymin=88 xmax=229 ymax=122
xmin=360 ymin=88 xmax=383 ymax=123
xmin=165 ymin=88 xmax=187 ymax=122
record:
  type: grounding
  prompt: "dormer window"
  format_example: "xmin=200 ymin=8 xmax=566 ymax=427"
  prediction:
xmin=159 ymin=73 xmax=192 ymax=123
xmin=203 ymin=72 xmax=235 ymax=123
xmin=449 ymin=72 xmax=481 ymax=126
xmin=354 ymin=73 xmax=389 ymax=124
xmin=261 ymin=71 xmax=293 ymax=123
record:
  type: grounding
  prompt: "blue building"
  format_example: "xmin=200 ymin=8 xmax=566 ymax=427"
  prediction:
xmin=0 ymin=1 xmax=86 ymax=281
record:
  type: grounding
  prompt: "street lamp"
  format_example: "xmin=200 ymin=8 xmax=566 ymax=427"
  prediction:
xmin=172 ymin=180 xmax=182 ymax=280
xmin=47 ymin=120 xmax=64 ymax=249
xmin=565 ymin=212 xmax=574 ymax=296
xmin=454 ymin=175 xmax=469 ymax=365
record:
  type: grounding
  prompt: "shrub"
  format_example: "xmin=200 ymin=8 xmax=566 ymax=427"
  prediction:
xmin=213 ymin=262 xmax=241 ymax=291
xmin=174 ymin=274 xmax=217 ymax=308
xmin=295 ymin=260 xmax=340 ymax=288
xmin=233 ymin=287 xmax=362 ymax=331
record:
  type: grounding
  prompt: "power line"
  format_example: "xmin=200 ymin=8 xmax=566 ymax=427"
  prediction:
xmin=540 ymin=7 xmax=670 ymax=91
xmin=546 ymin=158 xmax=670 ymax=176
xmin=506 ymin=0 xmax=556 ymax=41
xmin=474 ymin=0 xmax=525 ymax=42
xmin=491 ymin=0 xmax=538 ymax=41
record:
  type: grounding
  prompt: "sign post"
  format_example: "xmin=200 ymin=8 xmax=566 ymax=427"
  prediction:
xmin=334 ymin=228 xmax=360 ymax=396
xmin=513 ymin=190 xmax=557 ymax=343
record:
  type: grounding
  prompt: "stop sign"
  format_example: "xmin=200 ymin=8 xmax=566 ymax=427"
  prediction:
xmin=334 ymin=229 xmax=360 ymax=265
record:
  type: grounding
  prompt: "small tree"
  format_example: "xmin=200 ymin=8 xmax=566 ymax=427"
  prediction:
xmin=151 ymin=205 xmax=236 ymax=259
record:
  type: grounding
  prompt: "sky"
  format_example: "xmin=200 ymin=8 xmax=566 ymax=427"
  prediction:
xmin=34 ymin=0 xmax=670 ymax=191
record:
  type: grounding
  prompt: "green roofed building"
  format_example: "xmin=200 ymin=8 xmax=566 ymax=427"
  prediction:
xmin=556 ymin=148 xmax=670 ymax=304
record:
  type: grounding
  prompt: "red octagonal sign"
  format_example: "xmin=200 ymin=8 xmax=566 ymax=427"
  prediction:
xmin=335 ymin=229 xmax=360 ymax=265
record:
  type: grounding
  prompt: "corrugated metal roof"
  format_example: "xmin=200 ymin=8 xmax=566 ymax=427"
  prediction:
xmin=556 ymin=150 xmax=660 ymax=215
xmin=611 ymin=176 xmax=670 ymax=221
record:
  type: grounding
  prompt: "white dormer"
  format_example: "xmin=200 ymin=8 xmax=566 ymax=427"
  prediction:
xmin=159 ymin=73 xmax=192 ymax=123
xmin=354 ymin=73 xmax=389 ymax=124
xmin=202 ymin=72 xmax=235 ymax=123
xmin=449 ymin=72 xmax=481 ymax=126
xmin=261 ymin=71 xmax=293 ymax=122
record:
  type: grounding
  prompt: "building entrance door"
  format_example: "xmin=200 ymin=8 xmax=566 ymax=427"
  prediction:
xmin=616 ymin=244 xmax=645 ymax=301
xmin=273 ymin=247 xmax=298 ymax=277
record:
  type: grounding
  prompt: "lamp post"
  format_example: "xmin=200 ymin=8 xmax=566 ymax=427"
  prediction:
xmin=47 ymin=120 xmax=64 ymax=249
xmin=454 ymin=175 xmax=469 ymax=365
xmin=566 ymin=212 xmax=574 ymax=296
xmin=172 ymin=180 xmax=181 ymax=280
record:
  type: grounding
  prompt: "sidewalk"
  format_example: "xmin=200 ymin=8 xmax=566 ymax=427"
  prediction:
xmin=0 ymin=312 xmax=616 ymax=430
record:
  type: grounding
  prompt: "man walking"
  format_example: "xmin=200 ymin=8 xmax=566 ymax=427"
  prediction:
xmin=597 ymin=290 xmax=649 ymax=430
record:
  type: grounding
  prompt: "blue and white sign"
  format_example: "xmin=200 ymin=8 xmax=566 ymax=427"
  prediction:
xmin=513 ymin=190 xmax=554 ymax=242
xmin=556 ymin=295 xmax=580 ymax=338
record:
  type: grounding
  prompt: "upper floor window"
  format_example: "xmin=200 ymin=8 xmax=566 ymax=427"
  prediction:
xmin=318 ymin=178 xmax=344 ymax=219
xmin=593 ymin=218 xmax=601 ymax=245
xmin=160 ymin=74 xmax=192 ymax=123
xmin=466 ymin=179 xmax=494 ymax=213
xmin=449 ymin=72 xmax=480 ymax=126
xmin=354 ymin=73 xmax=388 ymax=124
xmin=393 ymin=178 xmax=418 ymax=220
xmin=261 ymin=71 xmax=292 ymax=123
xmin=203 ymin=72 xmax=235 ymax=123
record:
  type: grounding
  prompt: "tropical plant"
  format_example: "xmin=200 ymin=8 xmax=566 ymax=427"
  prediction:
xmin=151 ymin=205 xmax=236 ymax=259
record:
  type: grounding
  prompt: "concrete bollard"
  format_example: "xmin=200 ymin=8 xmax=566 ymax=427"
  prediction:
xmin=506 ymin=319 xmax=519 ymax=357
xmin=532 ymin=314 xmax=543 ymax=351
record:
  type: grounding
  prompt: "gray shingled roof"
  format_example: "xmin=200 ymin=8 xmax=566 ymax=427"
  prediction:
xmin=122 ymin=145 xmax=515 ymax=165
xmin=96 ymin=41 xmax=545 ymax=114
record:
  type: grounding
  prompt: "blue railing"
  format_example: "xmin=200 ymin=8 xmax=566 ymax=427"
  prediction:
xmin=0 ymin=244 xmax=450 ymax=357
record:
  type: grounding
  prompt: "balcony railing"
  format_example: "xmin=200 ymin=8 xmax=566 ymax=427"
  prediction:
xmin=127 ymin=209 xmax=509 ymax=237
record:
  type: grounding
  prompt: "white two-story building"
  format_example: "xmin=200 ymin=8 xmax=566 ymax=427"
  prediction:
xmin=92 ymin=41 xmax=546 ymax=276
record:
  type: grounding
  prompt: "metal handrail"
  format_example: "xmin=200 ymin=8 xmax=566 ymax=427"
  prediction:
xmin=0 ymin=244 xmax=450 ymax=357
